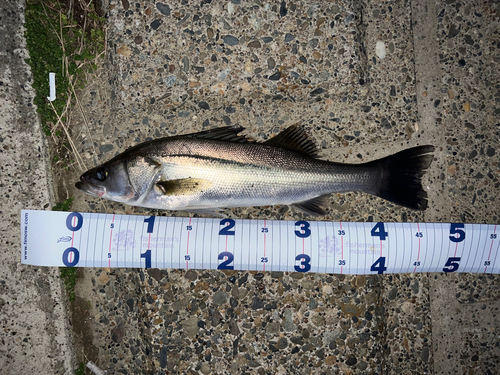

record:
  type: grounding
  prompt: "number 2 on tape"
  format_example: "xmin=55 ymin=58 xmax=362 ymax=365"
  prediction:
xmin=218 ymin=219 xmax=235 ymax=269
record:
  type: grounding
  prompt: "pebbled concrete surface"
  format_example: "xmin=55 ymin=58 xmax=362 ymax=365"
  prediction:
xmin=2 ymin=0 xmax=499 ymax=373
xmin=63 ymin=0 xmax=498 ymax=373
xmin=412 ymin=0 xmax=500 ymax=373
xmin=0 ymin=0 xmax=74 ymax=373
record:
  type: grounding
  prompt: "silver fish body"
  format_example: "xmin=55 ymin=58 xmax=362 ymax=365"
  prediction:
xmin=76 ymin=126 xmax=435 ymax=215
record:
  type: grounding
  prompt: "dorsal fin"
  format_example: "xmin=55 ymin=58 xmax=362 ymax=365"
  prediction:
xmin=264 ymin=125 xmax=319 ymax=158
xmin=106 ymin=126 xmax=250 ymax=164
xmin=182 ymin=126 xmax=250 ymax=143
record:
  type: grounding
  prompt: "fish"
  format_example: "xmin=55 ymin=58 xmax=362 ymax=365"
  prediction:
xmin=75 ymin=125 xmax=435 ymax=216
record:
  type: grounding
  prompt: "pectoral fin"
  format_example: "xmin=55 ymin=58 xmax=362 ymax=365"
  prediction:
xmin=156 ymin=178 xmax=213 ymax=196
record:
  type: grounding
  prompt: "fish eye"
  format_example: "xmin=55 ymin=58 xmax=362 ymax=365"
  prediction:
xmin=95 ymin=168 xmax=108 ymax=181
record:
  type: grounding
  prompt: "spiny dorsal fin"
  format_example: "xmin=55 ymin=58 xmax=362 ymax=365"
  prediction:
xmin=292 ymin=194 xmax=329 ymax=216
xmin=264 ymin=125 xmax=319 ymax=158
xmin=156 ymin=178 xmax=213 ymax=196
xmin=106 ymin=127 xmax=250 ymax=164
xmin=183 ymin=126 xmax=250 ymax=143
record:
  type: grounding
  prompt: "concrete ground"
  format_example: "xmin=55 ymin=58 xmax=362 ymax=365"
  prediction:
xmin=0 ymin=0 xmax=74 ymax=373
xmin=1 ymin=0 xmax=499 ymax=374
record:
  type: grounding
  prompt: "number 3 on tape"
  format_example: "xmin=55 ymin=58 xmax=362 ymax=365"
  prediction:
xmin=294 ymin=221 xmax=312 ymax=272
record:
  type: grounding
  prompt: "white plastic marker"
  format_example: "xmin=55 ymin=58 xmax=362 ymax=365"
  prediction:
xmin=21 ymin=210 xmax=499 ymax=275
xmin=47 ymin=72 xmax=56 ymax=101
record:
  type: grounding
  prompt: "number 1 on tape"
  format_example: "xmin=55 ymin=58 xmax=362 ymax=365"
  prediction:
xmin=21 ymin=210 xmax=500 ymax=275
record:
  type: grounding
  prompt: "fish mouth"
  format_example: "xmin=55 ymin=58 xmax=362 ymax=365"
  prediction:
xmin=75 ymin=175 xmax=105 ymax=197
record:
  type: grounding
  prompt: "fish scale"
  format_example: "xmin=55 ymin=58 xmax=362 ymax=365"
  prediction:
xmin=151 ymin=142 xmax=364 ymax=209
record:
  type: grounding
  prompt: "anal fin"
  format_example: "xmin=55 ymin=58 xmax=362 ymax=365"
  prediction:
xmin=292 ymin=195 xmax=330 ymax=216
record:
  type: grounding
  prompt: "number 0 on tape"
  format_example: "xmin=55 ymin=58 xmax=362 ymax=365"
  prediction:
xmin=21 ymin=210 xmax=500 ymax=275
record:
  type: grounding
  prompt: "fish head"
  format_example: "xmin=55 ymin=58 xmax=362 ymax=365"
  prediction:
xmin=76 ymin=155 xmax=162 ymax=205
xmin=75 ymin=160 xmax=137 ymax=203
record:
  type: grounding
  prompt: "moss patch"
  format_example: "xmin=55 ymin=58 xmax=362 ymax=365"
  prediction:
xmin=24 ymin=0 xmax=105 ymax=135
xmin=52 ymin=196 xmax=74 ymax=211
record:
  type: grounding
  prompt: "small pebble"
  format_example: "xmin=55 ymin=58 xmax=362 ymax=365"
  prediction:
xmin=251 ymin=296 xmax=264 ymax=310
xmin=213 ymin=291 xmax=228 ymax=305
xmin=310 ymin=88 xmax=325 ymax=96
xmin=198 ymin=102 xmax=210 ymax=109
xmin=376 ymin=40 xmax=386 ymax=59
xmin=448 ymin=24 xmax=461 ymax=38
xmin=184 ymin=269 xmax=197 ymax=281
xmin=99 ymin=144 xmax=114 ymax=153
xmin=267 ymin=57 xmax=275 ymax=70
xmin=223 ymin=35 xmax=239 ymax=46
xmin=279 ymin=1 xmax=287 ymax=17
xmin=248 ymin=40 xmax=261 ymax=48
xmin=345 ymin=355 xmax=357 ymax=366
xmin=156 ymin=3 xmax=170 ymax=16
xmin=150 ymin=19 xmax=162 ymax=30
xmin=269 ymin=71 xmax=281 ymax=81
xmin=278 ymin=337 xmax=288 ymax=349
xmin=159 ymin=347 xmax=168 ymax=368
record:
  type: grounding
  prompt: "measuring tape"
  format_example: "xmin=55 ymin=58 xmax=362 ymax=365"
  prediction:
xmin=21 ymin=210 xmax=499 ymax=275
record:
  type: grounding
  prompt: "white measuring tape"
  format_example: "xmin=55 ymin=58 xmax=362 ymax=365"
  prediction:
xmin=21 ymin=210 xmax=499 ymax=275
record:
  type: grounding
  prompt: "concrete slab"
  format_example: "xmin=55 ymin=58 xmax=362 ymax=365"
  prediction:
xmin=63 ymin=0 xmax=499 ymax=373
xmin=0 ymin=1 xmax=74 ymax=373
xmin=413 ymin=0 xmax=500 ymax=373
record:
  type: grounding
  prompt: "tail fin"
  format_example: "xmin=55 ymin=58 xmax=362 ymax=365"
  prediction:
xmin=370 ymin=145 xmax=435 ymax=210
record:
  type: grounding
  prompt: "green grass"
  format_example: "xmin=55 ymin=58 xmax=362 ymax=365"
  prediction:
xmin=52 ymin=196 xmax=74 ymax=211
xmin=24 ymin=0 xmax=105 ymax=135
xmin=75 ymin=362 xmax=86 ymax=375
xmin=60 ymin=267 xmax=78 ymax=302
